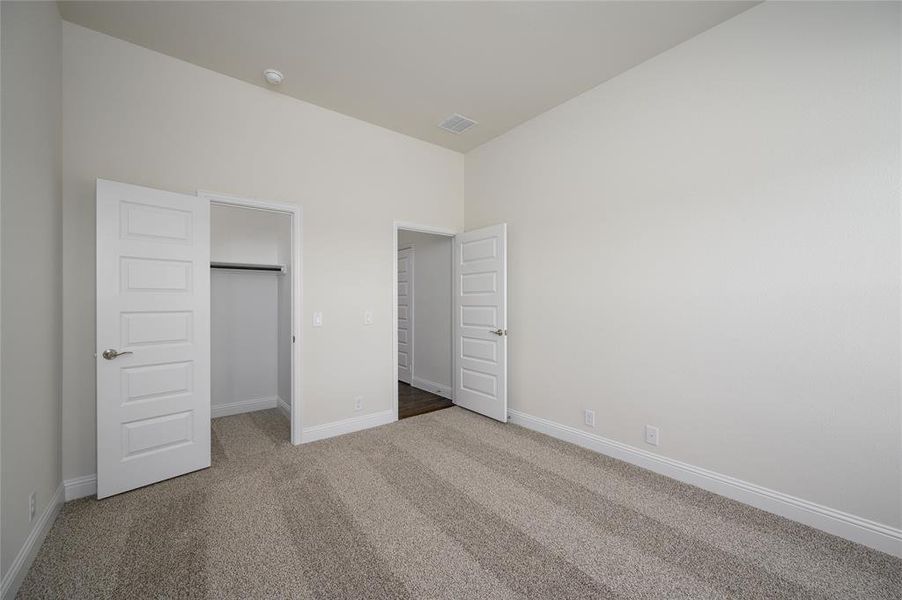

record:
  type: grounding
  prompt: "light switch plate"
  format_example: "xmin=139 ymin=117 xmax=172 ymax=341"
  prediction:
xmin=313 ymin=312 xmax=323 ymax=327
xmin=364 ymin=310 xmax=373 ymax=325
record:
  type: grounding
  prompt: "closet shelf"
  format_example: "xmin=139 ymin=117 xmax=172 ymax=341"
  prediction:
xmin=210 ymin=262 xmax=285 ymax=274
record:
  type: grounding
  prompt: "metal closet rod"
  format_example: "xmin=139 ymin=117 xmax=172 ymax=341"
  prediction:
xmin=210 ymin=262 xmax=285 ymax=273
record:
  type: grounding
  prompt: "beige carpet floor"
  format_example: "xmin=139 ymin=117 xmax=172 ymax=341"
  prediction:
xmin=17 ymin=407 xmax=902 ymax=599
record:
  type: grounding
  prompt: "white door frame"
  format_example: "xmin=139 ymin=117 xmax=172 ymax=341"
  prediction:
xmin=392 ymin=222 xmax=457 ymax=420
xmin=200 ymin=190 xmax=304 ymax=445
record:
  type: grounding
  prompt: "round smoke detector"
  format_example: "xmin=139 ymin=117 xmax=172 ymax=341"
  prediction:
xmin=263 ymin=69 xmax=284 ymax=86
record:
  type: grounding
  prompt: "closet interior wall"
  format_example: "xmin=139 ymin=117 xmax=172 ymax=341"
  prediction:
xmin=210 ymin=204 xmax=292 ymax=419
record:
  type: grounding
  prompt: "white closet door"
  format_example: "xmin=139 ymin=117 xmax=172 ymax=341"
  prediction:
xmin=453 ymin=224 xmax=507 ymax=422
xmin=96 ymin=179 xmax=211 ymax=499
xmin=398 ymin=247 xmax=413 ymax=384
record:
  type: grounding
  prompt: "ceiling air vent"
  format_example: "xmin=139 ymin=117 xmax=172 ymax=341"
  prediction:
xmin=438 ymin=113 xmax=478 ymax=134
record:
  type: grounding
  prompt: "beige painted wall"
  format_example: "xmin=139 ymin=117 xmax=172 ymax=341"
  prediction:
xmin=466 ymin=1 xmax=901 ymax=527
xmin=1 ymin=1 xmax=63 ymax=580
xmin=61 ymin=23 xmax=463 ymax=482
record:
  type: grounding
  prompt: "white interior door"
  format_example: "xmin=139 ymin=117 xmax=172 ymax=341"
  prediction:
xmin=397 ymin=247 xmax=413 ymax=384
xmin=453 ymin=224 xmax=507 ymax=422
xmin=96 ymin=179 xmax=211 ymax=498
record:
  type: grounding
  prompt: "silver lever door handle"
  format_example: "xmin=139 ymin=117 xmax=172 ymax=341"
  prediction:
xmin=490 ymin=329 xmax=507 ymax=336
xmin=102 ymin=349 xmax=133 ymax=360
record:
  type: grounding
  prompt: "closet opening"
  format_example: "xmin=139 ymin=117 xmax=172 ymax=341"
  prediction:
xmin=395 ymin=224 xmax=455 ymax=419
xmin=206 ymin=194 xmax=302 ymax=453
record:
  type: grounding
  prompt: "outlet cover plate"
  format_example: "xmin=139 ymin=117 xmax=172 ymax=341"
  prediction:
xmin=645 ymin=425 xmax=660 ymax=447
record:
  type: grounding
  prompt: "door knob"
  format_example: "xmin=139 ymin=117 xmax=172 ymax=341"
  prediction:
xmin=490 ymin=329 xmax=507 ymax=336
xmin=102 ymin=349 xmax=133 ymax=360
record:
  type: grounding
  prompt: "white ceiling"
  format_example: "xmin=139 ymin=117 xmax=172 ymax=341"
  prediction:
xmin=59 ymin=1 xmax=758 ymax=153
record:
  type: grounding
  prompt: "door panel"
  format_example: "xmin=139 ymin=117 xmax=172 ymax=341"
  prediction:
xmin=96 ymin=179 xmax=210 ymax=498
xmin=453 ymin=224 xmax=507 ymax=422
xmin=120 ymin=311 xmax=193 ymax=347
xmin=397 ymin=247 xmax=413 ymax=384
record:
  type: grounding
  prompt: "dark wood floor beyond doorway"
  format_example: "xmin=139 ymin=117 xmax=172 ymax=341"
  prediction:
xmin=398 ymin=381 xmax=453 ymax=419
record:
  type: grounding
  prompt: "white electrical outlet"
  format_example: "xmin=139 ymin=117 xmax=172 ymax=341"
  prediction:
xmin=28 ymin=491 xmax=36 ymax=522
xmin=645 ymin=425 xmax=660 ymax=447
xmin=354 ymin=396 xmax=363 ymax=411
xmin=584 ymin=409 xmax=595 ymax=428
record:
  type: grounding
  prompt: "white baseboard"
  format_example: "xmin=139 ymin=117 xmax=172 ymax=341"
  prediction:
xmin=277 ymin=396 xmax=291 ymax=418
xmin=1 ymin=483 xmax=63 ymax=600
xmin=211 ymin=396 xmax=278 ymax=418
xmin=411 ymin=376 xmax=453 ymax=400
xmin=301 ymin=409 xmax=395 ymax=443
xmin=508 ymin=409 xmax=902 ymax=558
xmin=63 ymin=474 xmax=97 ymax=501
